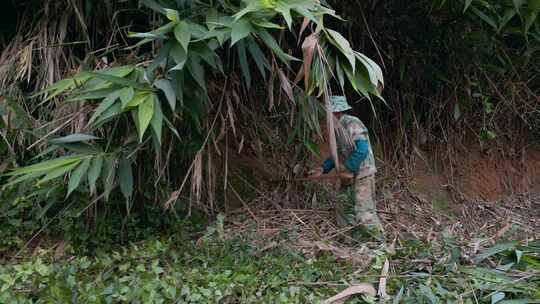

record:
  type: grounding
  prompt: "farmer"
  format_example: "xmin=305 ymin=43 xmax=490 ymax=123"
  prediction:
xmin=310 ymin=96 xmax=383 ymax=238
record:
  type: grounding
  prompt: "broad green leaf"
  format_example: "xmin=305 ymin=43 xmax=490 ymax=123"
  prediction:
xmin=123 ymin=92 xmax=149 ymax=109
xmin=524 ymin=9 xmax=538 ymax=32
xmin=101 ymin=66 xmax=134 ymax=78
xmin=231 ymin=19 xmax=253 ymax=46
xmin=513 ymin=0 xmax=527 ymax=14
xmin=87 ymin=157 xmax=103 ymax=195
xmin=174 ymin=21 xmax=191 ymax=51
xmin=164 ymin=8 xmax=179 ymax=22
xmin=90 ymin=72 xmax=150 ymax=91
xmin=170 ymin=43 xmax=188 ymax=71
xmin=137 ymin=95 xmax=155 ymax=142
xmin=5 ymin=172 xmax=44 ymax=187
xmin=275 ymin=3 xmax=293 ymax=29
xmin=254 ymin=27 xmax=298 ymax=63
xmin=191 ymin=43 xmax=222 ymax=72
xmin=471 ymin=6 xmax=498 ymax=29
xmin=234 ymin=1 xmax=264 ymax=20
xmin=119 ymin=87 xmax=135 ymax=106
xmin=252 ymin=20 xmax=285 ymax=29
xmin=206 ymin=8 xmax=220 ymax=31
xmin=148 ymin=42 xmax=173 ymax=72
xmin=492 ymin=292 xmax=505 ymax=304
xmin=118 ymin=159 xmax=133 ymax=200
xmin=187 ymin=56 xmax=206 ymax=92
xmin=246 ymin=37 xmax=269 ymax=79
xmin=49 ymin=134 xmax=99 ymax=145
xmin=326 ymin=29 xmax=355 ymax=72
xmin=90 ymin=103 xmax=123 ymax=127
xmin=67 ymin=88 xmax=118 ymax=102
xmin=418 ymin=284 xmax=439 ymax=304
xmin=37 ymin=161 xmax=80 ymax=185
xmin=499 ymin=9 xmax=517 ymax=31
xmin=7 ymin=155 xmax=82 ymax=176
xmin=150 ymin=95 xmax=164 ymax=146
xmin=171 ymin=70 xmax=185 ymax=107
xmin=474 ymin=241 xmax=519 ymax=264
xmin=356 ymin=52 xmax=384 ymax=87
xmin=154 ymin=79 xmax=176 ymax=111
xmin=87 ymin=91 xmax=121 ymax=126
xmin=464 ymin=0 xmax=473 ymax=12
xmin=102 ymin=158 xmax=116 ymax=201
xmin=67 ymin=158 xmax=91 ymax=197
xmin=237 ymin=40 xmax=251 ymax=88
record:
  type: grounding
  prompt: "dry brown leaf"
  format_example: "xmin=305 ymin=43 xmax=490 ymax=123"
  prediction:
xmin=301 ymin=33 xmax=318 ymax=88
xmin=54 ymin=240 xmax=67 ymax=261
xmin=323 ymin=283 xmax=377 ymax=304
xmin=299 ymin=17 xmax=311 ymax=42
xmin=378 ymin=258 xmax=390 ymax=301
xmin=277 ymin=68 xmax=294 ymax=103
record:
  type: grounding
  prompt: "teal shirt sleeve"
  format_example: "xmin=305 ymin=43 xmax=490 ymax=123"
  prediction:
xmin=344 ymin=139 xmax=369 ymax=174
xmin=322 ymin=158 xmax=335 ymax=174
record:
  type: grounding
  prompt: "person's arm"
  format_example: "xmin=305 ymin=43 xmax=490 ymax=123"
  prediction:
xmin=343 ymin=139 xmax=369 ymax=174
xmin=321 ymin=157 xmax=335 ymax=174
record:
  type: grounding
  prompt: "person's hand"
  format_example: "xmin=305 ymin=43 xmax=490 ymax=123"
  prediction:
xmin=308 ymin=168 xmax=323 ymax=178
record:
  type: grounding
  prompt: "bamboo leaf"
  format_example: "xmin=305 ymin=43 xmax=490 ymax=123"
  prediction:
xmin=118 ymin=159 xmax=133 ymax=200
xmin=464 ymin=0 xmax=473 ymax=13
xmin=187 ymin=56 xmax=207 ymax=92
xmin=326 ymin=29 xmax=356 ymax=72
xmin=90 ymin=72 xmax=150 ymax=91
xmin=174 ymin=21 xmax=191 ymax=51
xmin=67 ymin=88 xmax=118 ymax=102
xmin=164 ymin=8 xmax=179 ymax=22
xmin=275 ymin=3 xmax=293 ymax=29
xmin=90 ymin=103 xmax=123 ymax=128
xmin=237 ymin=40 xmax=251 ymax=88
xmin=87 ymin=157 xmax=103 ymax=195
xmin=150 ymin=95 xmax=164 ymax=146
xmin=252 ymin=20 xmax=285 ymax=29
xmin=37 ymin=162 xmax=80 ymax=185
xmin=246 ymin=37 xmax=269 ymax=79
xmin=87 ymin=91 xmax=121 ymax=126
xmin=170 ymin=43 xmax=188 ymax=71
xmin=234 ymin=1 xmax=264 ymax=20
xmin=471 ymin=6 xmax=498 ymax=29
xmin=137 ymin=95 xmax=155 ymax=142
xmin=119 ymin=87 xmax=135 ymax=107
xmin=154 ymin=79 xmax=176 ymax=111
xmin=231 ymin=19 xmax=253 ymax=46
xmin=474 ymin=241 xmax=519 ymax=264
xmin=254 ymin=27 xmax=298 ymax=64
xmin=123 ymin=92 xmax=149 ymax=109
xmin=7 ymin=156 xmax=83 ymax=176
xmin=102 ymin=158 xmax=116 ymax=201
xmin=67 ymin=158 xmax=91 ymax=197
xmin=49 ymin=134 xmax=99 ymax=145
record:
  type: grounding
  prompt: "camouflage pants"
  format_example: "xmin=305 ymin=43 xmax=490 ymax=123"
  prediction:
xmin=336 ymin=175 xmax=381 ymax=228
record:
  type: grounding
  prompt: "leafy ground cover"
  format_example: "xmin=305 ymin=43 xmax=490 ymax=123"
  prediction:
xmin=1 ymin=208 xmax=539 ymax=304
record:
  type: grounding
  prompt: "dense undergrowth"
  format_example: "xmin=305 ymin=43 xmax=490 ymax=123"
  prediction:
xmin=0 ymin=1 xmax=539 ymax=303
xmin=1 ymin=213 xmax=539 ymax=303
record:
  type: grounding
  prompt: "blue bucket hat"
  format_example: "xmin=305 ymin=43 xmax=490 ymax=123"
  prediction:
xmin=330 ymin=96 xmax=352 ymax=113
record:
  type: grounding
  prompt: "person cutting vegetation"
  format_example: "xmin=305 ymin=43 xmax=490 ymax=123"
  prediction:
xmin=310 ymin=96 xmax=383 ymax=238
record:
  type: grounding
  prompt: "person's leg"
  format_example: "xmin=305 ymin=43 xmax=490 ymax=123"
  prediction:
xmin=335 ymin=185 xmax=356 ymax=227
xmin=354 ymin=175 xmax=383 ymax=232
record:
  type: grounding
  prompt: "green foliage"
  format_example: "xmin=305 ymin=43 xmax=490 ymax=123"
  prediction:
xmin=2 ymin=0 xmax=384 ymax=209
xmin=1 ymin=220 xmax=538 ymax=303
